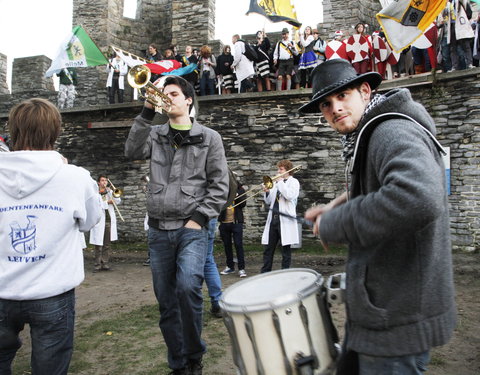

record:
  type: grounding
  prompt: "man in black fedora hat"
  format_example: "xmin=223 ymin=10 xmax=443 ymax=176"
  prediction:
xmin=301 ymin=59 xmax=456 ymax=374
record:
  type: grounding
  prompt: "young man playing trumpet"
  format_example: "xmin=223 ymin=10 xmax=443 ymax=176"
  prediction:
xmin=260 ymin=159 xmax=300 ymax=273
xmin=89 ymin=175 xmax=121 ymax=271
xmin=125 ymin=75 xmax=228 ymax=375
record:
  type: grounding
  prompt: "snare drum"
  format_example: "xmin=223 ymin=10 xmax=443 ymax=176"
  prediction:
xmin=220 ymin=268 xmax=338 ymax=375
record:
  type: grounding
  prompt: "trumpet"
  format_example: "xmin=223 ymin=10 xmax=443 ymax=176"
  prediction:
xmin=107 ymin=179 xmax=125 ymax=222
xmin=127 ymin=65 xmax=172 ymax=113
xmin=231 ymin=165 xmax=302 ymax=208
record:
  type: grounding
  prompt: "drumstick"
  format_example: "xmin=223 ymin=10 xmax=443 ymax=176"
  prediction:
xmin=269 ymin=208 xmax=313 ymax=227
xmin=270 ymin=208 xmax=330 ymax=251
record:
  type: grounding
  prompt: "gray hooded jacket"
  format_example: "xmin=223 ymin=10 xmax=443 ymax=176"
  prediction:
xmin=320 ymin=88 xmax=456 ymax=356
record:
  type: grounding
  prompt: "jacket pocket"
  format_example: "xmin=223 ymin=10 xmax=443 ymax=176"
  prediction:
xmin=347 ymin=266 xmax=389 ymax=330
xmin=147 ymin=182 xmax=165 ymax=215
xmin=163 ymin=184 xmax=199 ymax=219
xmin=179 ymin=185 xmax=198 ymax=213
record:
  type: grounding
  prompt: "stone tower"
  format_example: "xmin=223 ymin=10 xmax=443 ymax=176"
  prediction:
xmin=319 ymin=0 xmax=382 ymax=39
xmin=0 ymin=53 xmax=10 ymax=95
xmin=70 ymin=0 xmax=216 ymax=106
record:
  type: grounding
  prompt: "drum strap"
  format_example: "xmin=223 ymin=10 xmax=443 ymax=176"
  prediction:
xmin=272 ymin=311 xmax=294 ymax=375
xmin=245 ymin=315 xmax=266 ymax=375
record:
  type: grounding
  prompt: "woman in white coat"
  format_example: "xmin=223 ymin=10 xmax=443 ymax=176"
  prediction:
xmin=261 ymin=160 xmax=300 ymax=273
xmin=89 ymin=175 xmax=121 ymax=271
xmin=106 ymin=53 xmax=128 ymax=104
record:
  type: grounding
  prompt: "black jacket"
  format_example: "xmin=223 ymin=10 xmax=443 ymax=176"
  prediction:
xmin=218 ymin=186 xmax=246 ymax=224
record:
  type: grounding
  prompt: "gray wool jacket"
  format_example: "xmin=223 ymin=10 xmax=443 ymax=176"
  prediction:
xmin=124 ymin=107 xmax=228 ymax=229
xmin=320 ymin=88 xmax=456 ymax=356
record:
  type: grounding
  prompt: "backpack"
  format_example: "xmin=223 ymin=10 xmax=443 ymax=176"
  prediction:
xmin=240 ymin=40 xmax=259 ymax=62
xmin=223 ymin=167 xmax=239 ymax=209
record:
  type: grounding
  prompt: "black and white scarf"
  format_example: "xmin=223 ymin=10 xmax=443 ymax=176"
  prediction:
xmin=341 ymin=93 xmax=387 ymax=161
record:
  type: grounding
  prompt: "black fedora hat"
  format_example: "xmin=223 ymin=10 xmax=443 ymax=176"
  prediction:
xmin=298 ymin=59 xmax=382 ymax=114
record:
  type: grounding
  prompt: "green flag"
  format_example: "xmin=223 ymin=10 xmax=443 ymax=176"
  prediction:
xmin=46 ymin=26 xmax=108 ymax=77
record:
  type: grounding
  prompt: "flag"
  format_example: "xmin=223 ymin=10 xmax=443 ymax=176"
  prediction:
xmin=246 ymin=0 xmax=302 ymax=28
xmin=45 ymin=26 xmax=108 ymax=77
xmin=162 ymin=63 xmax=198 ymax=76
xmin=145 ymin=60 xmax=182 ymax=75
xmin=111 ymin=45 xmax=149 ymax=67
xmin=376 ymin=0 xmax=447 ymax=52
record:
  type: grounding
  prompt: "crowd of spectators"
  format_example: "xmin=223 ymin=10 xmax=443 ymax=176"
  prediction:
xmin=133 ymin=0 xmax=478 ymax=99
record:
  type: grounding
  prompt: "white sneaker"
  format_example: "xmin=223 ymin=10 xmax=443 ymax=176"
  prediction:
xmin=220 ymin=267 xmax=234 ymax=275
xmin=239 ymin=269 xmax=247 ymax=278
xmin=468 ymin=64 xmax=474 ymax=69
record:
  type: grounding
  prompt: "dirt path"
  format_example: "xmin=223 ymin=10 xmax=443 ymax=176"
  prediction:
xmin=16 ymin=249 xmax=480 ymax=374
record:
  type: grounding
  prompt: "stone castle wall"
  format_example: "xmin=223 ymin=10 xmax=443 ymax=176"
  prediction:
xmin=2 ymin=69 xmax=478 ymax=251
xmin=0 ymin=0 xmax=390 ymax=109
xmin=0 ymin=53 xmax=9 ymax=95
xmin=319 ymin=0 xmax=382 ymax=39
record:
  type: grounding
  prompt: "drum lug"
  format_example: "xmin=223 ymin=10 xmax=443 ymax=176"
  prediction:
xmin=294 ymin=352 xmax=316 ymax=375
xmin=326 ymin=272 xmax=346 ymax=305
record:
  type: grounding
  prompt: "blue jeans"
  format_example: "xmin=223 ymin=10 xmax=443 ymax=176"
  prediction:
xmin=0 ymin=290 xmax=75 ymax=375
xmin=358 ymin=351 xmax=430 ymax=375
xmin=199 ymin=71 xmax=215 ymax=96
xmin=204 ymin=218 xmax=222 ymax=304
xmin=148 ymin=226 xmax=208 ymax=370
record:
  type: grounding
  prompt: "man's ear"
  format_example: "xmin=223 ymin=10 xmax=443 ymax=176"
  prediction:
xmin=360 ymin=82 xmax=372 ymax=101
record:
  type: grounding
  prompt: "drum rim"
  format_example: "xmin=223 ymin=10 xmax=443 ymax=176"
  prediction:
xmin=219 ymin=268 xmax=323 ymax=313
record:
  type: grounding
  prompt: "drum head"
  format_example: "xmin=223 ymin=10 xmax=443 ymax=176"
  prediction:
xmin=221 ymin=268 xmax=322 ymax=313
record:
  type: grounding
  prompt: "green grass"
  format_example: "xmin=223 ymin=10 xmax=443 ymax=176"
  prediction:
xmin=13 ymin=293 xmax=230 ymax=375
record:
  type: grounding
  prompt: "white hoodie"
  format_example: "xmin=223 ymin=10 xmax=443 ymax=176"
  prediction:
xmin=0 ymin=151 xmax=102 ymax=300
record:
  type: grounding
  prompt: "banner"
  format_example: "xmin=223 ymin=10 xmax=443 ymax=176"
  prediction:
xmin=45 ymin=26 xmax=108 ymax=77
xmin=246 ymin=0 xmax=302 ymax=28
xmin=376 ymin=0 xmax=447 ymax=52
xmin=111 ymin=45 xmax=149 ymax=67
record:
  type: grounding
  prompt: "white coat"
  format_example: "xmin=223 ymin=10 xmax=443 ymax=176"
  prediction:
xmin=89 ymin=189 xmax=121 ymax=245
xmin=232 ymin=40 xmax=255 ymax=85
xmin=261 ymin=176 xmax=300 ymax=246
xmin=106 ymin=58 xmax=128 ymax=89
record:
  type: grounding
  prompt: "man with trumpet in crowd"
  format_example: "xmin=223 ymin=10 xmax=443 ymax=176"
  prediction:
xmin=125 ymin=74 xmax=228 ymax=375
xmin=89 ymin=175 xmax=121 ymax=272
xmin=260 ymin=159 xmax=300 ymax=273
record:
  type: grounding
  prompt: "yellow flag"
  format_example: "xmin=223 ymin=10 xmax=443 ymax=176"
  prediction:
xmin=376 ymin=0 xmax=447 ymax=52
xmin=247 ymin=0 xmax=302 ymax=28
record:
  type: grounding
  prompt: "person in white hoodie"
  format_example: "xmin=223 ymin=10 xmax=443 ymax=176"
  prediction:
xmin=260 ymin=159 xmax=300 ymax=272
xmin=232 ymin=34 xmax=255 ymax=93
xmin=0 ymin=98 xmax=102 ymax=375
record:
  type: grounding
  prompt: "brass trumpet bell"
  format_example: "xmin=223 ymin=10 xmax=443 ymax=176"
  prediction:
xmin=127 ymin=65 xmax=172 ymax=113
xmin=112 ymin=188 xmax=123 ymax=198
xmin=231 ymin=165 xmax=302 ymax=208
